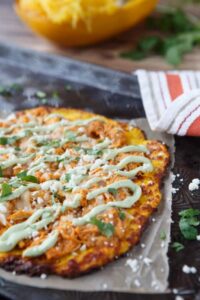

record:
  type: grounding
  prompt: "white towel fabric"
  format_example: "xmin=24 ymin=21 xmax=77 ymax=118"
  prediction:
xmin=136 ymin=70 xmax=200 ymax=136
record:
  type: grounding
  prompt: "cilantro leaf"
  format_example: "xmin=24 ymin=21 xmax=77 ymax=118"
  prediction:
xmin=86 ymin=149 xmax=103 ymax=156
xmin=179 ymin=208 xmax=200 ymax=218
xmin=160 ymin=230 xmax=167 ymax=240
xmin=65 ymin=84 xmax=72 ymax=91
xmin=178 ymin=208 xmax=200 ymax=240
xmin=90 ymin=217 xmax=115 ymax=237
xmin=0 ymin=83 xmax=23 ymax=97
xmin=120 ymin=7 xmax=200 ymax=65
xmin=65 ymin=131 xmax=76 ymax=142
xmin=119 ymin=209 xmax=126 ymax=221
xmin=35 ymin=91 xmax=47 ymax=99
xmin=171 ymin=242 xmax=184 ymax=252
xmin=108 ymin=188 xmax=118 ymax=196
xmin=65 ymin=174 xmax=71 ymax=182
xmin=17 ymin=170 xmax=38 ymax=183
xmin=0 ymin=136 xmax=18 ymax=145
xmin=0 ymin=137 xmax=8 ymax=145
xmin=0 ymin=183 xmax=12 ymax=198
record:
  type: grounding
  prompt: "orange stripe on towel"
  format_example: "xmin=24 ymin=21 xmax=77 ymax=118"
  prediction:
xmin=166 ymin=74 xmax=183 ymax=101
xmin=187 ymin=117 xmax=200 ymax=136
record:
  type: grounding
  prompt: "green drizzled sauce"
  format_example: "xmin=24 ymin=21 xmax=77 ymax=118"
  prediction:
xmin=0 ymin=114 xmax=154 ymax=256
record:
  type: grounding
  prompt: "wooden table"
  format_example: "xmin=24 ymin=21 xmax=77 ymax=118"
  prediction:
xmin=1 ymin=0 xmax=200 ymax=73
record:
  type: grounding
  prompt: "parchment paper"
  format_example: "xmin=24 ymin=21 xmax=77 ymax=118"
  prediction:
xmin=0 ymin=118 xmax=174 ymax=294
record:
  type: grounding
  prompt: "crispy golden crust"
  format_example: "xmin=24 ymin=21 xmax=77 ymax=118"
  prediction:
xmin=0 ymin=107 xmax=170 ymax=277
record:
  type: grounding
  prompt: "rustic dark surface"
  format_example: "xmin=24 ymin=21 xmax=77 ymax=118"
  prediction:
xmin=0 ymin=44 xmax=199 ymax=300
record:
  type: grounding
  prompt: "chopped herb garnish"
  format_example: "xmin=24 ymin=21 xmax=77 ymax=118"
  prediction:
xmin=52 ymin=91 xmax=59 ymax=98
xmin=0 ymin=86 xmax=12 ymax=97
xmin=108 ymin=188 xmax=118 ymax=196
xmin=0 ymin=136 xmax=18 ymax=145
xmin=65 ymin=84 xmax=72 ymax=91
xmin=119 ymin=209 xmax=126 ymax=221
xmin=74 ymin=157 xmax=80 ymax=162
xmin=65 ymin=174 xmax=71 ymax=182
xmin=1 ymin=183 xmax=12 ymax=198
xmin=74 ymin=146 xmax=81 ymax=152
xmin=179 ymin=208 xmax=200 ymax=240
xmin=0 ymin=83 xmax=23 ymax=97
xmin=0 ymin=137 xmax=8 ymax=145
xmin=65 ymin=131 xmax=76 ymax=142
xmin=86 ymin=149 xmax=103 ymax=156
xmin=63 ymin=187 xmax=73 ymax=192
xmin=15 ymin=146 xmax=21 ymax=151
xmin=35 ymin=91 xmax=47 ymax=99
xmin=41 ymin=99 xmax=48 ymax=104
xmin=17 ymin=170 xmax=38 ymax=183
xmin=53 ymin=192 xmax=63 ymax=201
xmin=160 ymin=230 xmax=167 ymax=240
xmin=171 ymin=242 xmax=184 ymax=252
xmin=90 ymin=217 xmax=115 ymax=237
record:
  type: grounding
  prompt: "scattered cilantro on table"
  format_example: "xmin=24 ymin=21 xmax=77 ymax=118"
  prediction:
xmin=172 ymin=208 xmax=200 ymax=253
xmin=179 ymin=208 xmax=200 ymax=240
xmin=171 ymin=242 xmax=184 ymax=252
xmin=120 ymin=6 xmax=200 ymax=65
xmin=0 ymin=83 xmax=23 ymax=97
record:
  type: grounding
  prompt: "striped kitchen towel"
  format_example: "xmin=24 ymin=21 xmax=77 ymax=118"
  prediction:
xmin=136 ymin=70 xmax=200 ymax=136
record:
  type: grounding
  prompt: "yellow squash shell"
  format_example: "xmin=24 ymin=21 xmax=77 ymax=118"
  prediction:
xmin=15 ymin=0 xmax=158 ymax=47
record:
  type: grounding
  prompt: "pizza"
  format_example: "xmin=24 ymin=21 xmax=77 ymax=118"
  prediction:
xmin=0 ymin=107 xmax=169 ymax=277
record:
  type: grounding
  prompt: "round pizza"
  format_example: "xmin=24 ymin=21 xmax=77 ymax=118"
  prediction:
xmin=0 ymin=107 xmax=169 ymax=277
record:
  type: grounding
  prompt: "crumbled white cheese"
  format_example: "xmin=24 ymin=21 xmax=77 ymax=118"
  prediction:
xmin=0 ymin=213 xmax=7 ymax=226
xmin=0 ymin=203 xmax=7 ymax=213
xmin=182 ymin=265 xmax=197 ymax=274
xmin=161 ymin=241 xmax=165 ymax=248
xmin=188 ymin=178 xmax=200 ymax=191
xmin=151 ymin=280 xmax=159 ymax=290
xmin=172 ymin=187 xmax=179 ymax=194
xmin=126 ymin=259 xmax=139 ymax=273
xmin=41 ymin=180 xmax=62 ymax=192
xmin=134 ymin=279 xmax=141 ymax=287
xmin=172 ymin=288 xmax=178 ymax=294
xmin=172 ymin=174 xmax=176 ymax=182
xmin=6 ymin=113 xmax=16 ymax=120
xmin=80 ymin=244 xmax=86 ymax=252
xmin=160 ymin=268 xmax=164 ymax=273
xmin=37 ymin=197 xmax=44 ymax=204
xmin=143 ymin=257 xmax=152 ymax=266
xmin=102 ymin=283 xmax=108 ymax=289
xmin=175 ymin=296 xmax=184 ymax=300
xmin=96 ymin=195 xmax=104 ymax=204
xmin=78 ymin=127 xmax=85 ymax=133
xmin=83 ymin=155 xmax=95 ymax=162
xmin=32 ymin=231 xmax=39 ymax=238
xmin=40 ymin=273 xmax=47 ymax=279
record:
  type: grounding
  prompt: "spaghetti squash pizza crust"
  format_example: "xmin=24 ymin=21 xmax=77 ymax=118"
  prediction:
xmin=0 ymin=107 xmax=169 ymax=277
